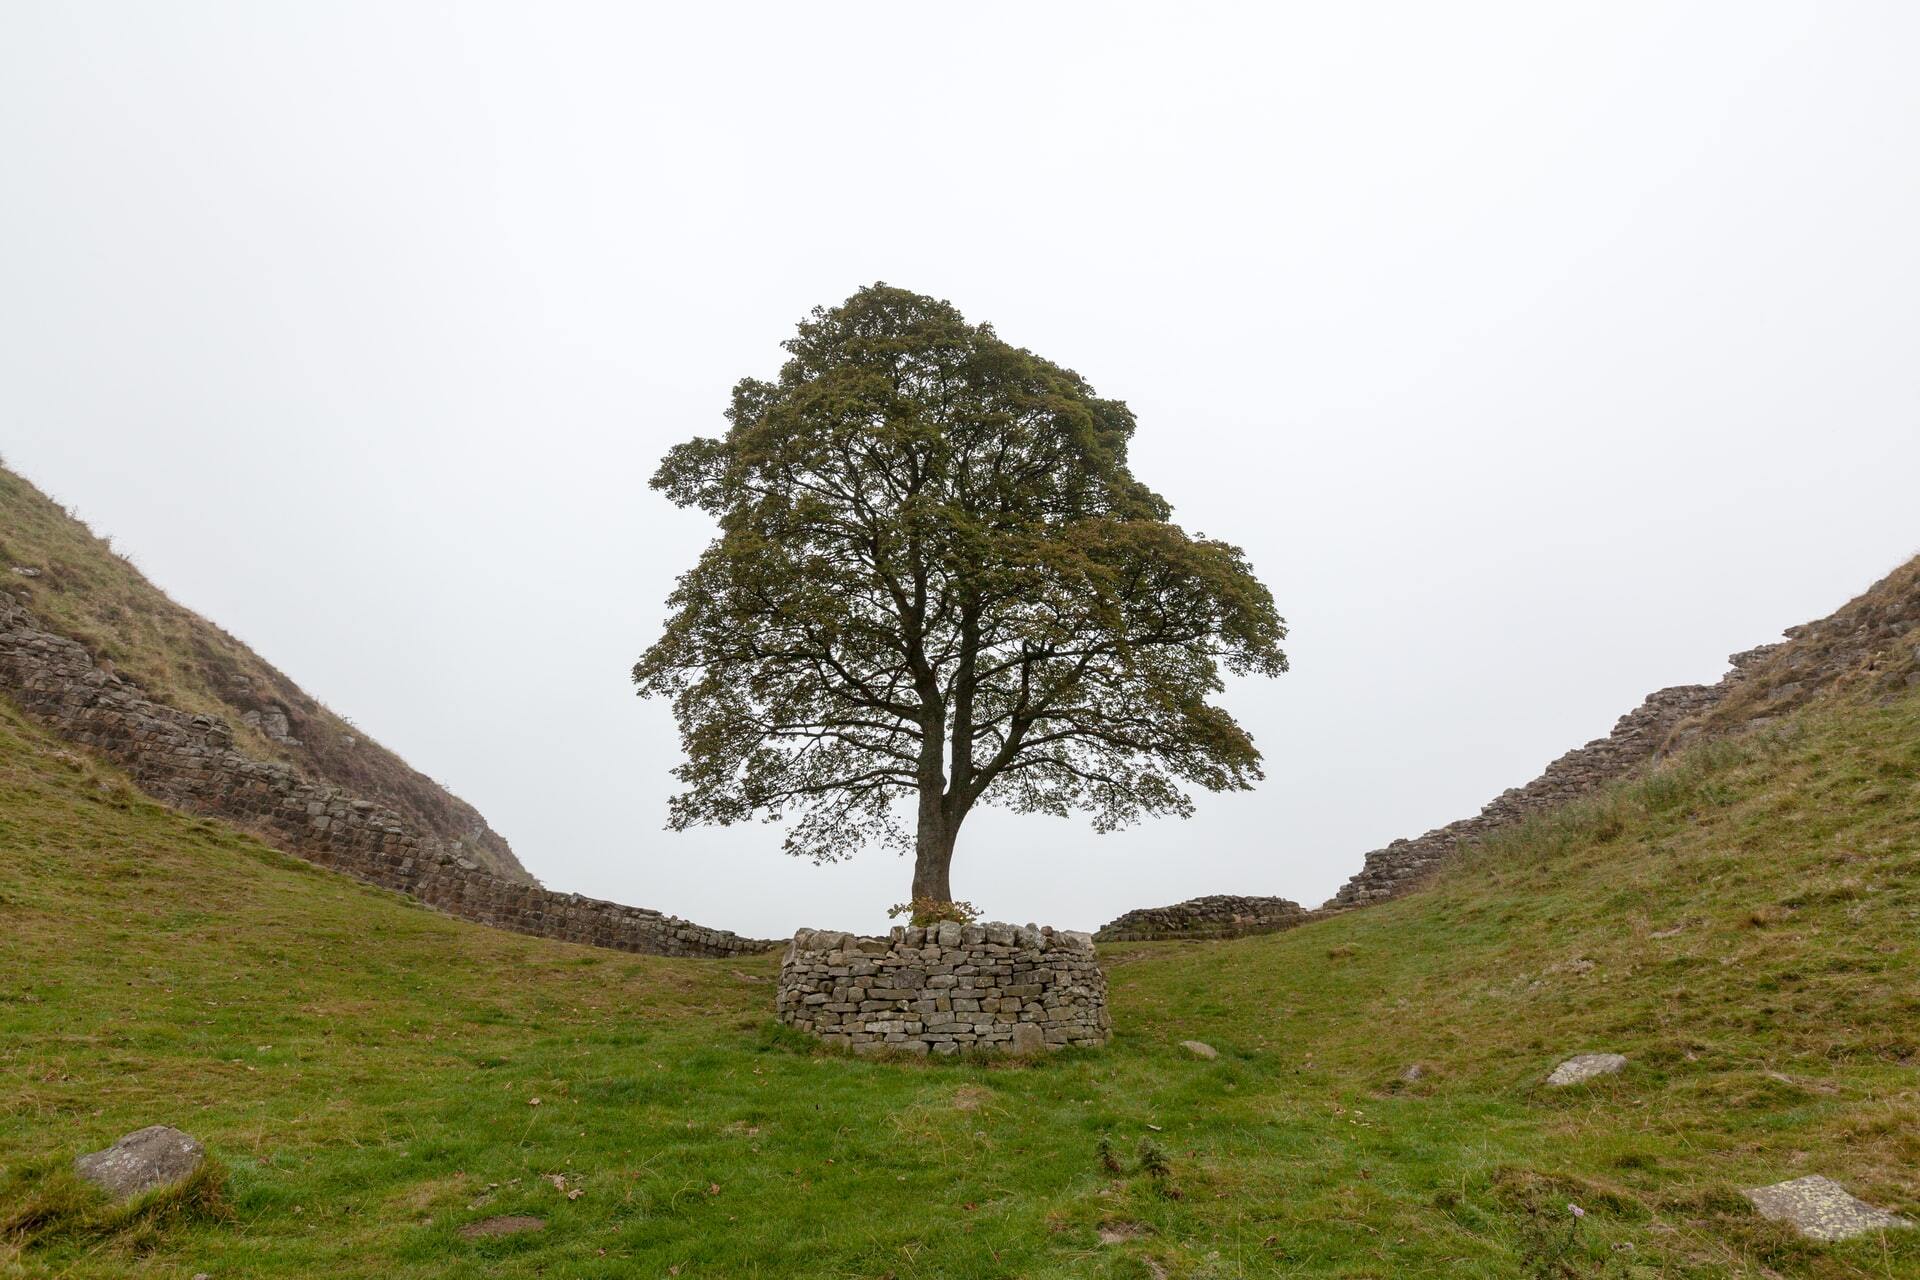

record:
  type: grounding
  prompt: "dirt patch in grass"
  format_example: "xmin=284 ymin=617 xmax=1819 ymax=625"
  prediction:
xmin=457 ymin=1214 xmax=545 ymax=1239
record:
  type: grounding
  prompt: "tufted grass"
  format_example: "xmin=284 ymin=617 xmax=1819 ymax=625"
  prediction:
xmin=2 ymin=687 xmax=1918 ymax=1278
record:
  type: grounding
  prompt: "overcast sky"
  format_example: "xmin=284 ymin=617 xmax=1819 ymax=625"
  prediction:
xmin=4 ymin=3 xmax=1916 ymax=938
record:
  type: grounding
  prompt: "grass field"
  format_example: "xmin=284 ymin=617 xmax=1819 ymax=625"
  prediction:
xmin=3 ymin=683 xmax=1918 ymax=1277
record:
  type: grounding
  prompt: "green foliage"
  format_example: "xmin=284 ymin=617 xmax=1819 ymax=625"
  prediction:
xmin=635 ymin=285 xmax=1287 ymax=897
xmin=886 ymin=896 xmax=980 ymax=926
xmin=4 ymin=690 xmax=1920 ymax=1275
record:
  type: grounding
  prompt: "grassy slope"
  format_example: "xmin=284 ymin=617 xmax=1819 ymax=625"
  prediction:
xmin=3 ymin=687 xmax=1918 ymax=1278
xmin=0 ymin=465 xmax=530 ymax=882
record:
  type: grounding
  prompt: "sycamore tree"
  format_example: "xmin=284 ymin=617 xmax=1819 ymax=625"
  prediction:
xmin=635 ymin=285 xmax=1286 ymax=915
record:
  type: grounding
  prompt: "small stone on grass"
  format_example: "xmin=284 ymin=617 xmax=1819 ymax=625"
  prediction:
xmin=1180 ymin=1040 xmax=1218 ymax=1060
xmin=1742 ymin=1175 xmax=1912 ymax=1242
xmin=73 ymin=1125 xmax=204 ymax=1201
xmin=1546 ymin=1053 xmax=1626 ymax=1087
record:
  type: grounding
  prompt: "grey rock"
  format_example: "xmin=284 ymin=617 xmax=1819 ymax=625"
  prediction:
xmin=1400 ymin=1062 xmax=1427 ymax=1083
xmin=1180 ymin=1039 xmax=1218 ymax=1060
xmin=1008 ymin=1021 xmax=1047 ymax=1056
xmin=1546 ymin=1053 xmax=1627 ymax=1086
xmin=1742 ymin=1175 xmax=1912 ymax=1241
xmin=73 ymin=1125 xmax=204 ymax=1201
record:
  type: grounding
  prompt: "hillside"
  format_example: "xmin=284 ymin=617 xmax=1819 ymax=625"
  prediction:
xmin=0 ymin=465 xmax=531 ymax=882
xmin=5 ymin=663 xmax=1917 ymax=1274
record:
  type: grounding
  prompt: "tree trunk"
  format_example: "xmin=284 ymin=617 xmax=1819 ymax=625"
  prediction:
xmin=911 ymin=794 xmax=957 ymax=906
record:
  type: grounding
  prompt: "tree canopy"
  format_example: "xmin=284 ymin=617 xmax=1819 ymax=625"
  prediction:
xmin=635 ymin=284 xmax=1287 ymax=908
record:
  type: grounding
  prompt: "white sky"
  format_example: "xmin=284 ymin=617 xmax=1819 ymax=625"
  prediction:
xmin=3 ymin=3 xmax=1916 ymax=938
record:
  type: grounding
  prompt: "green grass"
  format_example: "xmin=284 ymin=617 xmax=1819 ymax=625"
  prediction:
xmin=3 ymin=687 xmax=1918 ymax=1278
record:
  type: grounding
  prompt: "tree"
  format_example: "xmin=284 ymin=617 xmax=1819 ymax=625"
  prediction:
xmin=635 ymin=285 xmax=1287 ymax=912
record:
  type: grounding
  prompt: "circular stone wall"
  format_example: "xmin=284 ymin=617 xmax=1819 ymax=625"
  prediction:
xmin=776 ymin=921 xmax=1110 ymax=1055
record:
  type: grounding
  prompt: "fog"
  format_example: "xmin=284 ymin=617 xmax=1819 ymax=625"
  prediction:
xmin=4 ymin=3 xmax=1916 ymax=936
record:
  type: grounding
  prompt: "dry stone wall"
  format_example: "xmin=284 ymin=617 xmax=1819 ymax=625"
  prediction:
xmin=776 ymin=922 xmax=1111 ymax=1055
xmin=1103 ymin=555 xmax=1920 ymax=931
xmin=1326 ymin=555 xmax=1920 ymax=911
xmin=1325 ymin=680 xmax=1728 ymax=908
xmin=0 ymin=594 xmax=771 ymax=959
xmin=1095 ymin=894 xmax=1317 ymax=942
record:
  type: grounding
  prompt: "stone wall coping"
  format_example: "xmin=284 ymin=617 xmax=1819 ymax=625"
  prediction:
xmin=789 ymin=921 xmax=1095 ymax=955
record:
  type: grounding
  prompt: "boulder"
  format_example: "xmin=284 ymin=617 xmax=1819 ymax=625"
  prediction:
xmin=1742 ymin=1175 xmax=1913 ymax=1242
xmin=1180 ymin=1040 xmax=1219 ymax=1060
xmin=1545 ymin=1053 xmax=1626 ymax=1086
xmin=73 ymin=1125 xmax=204 ymax=1201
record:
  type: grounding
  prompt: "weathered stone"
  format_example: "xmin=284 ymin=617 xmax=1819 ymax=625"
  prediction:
xmin=1546 ymin=1053 xmax=1627 ymax=1086
xmin=1180 ymin=1040 xmax=1218 ymax=1060
xmin=1742 ymin=1175 xmax=1912 ymax=1241
xmin=73 ymin=1125 xmax=204 ymax=1201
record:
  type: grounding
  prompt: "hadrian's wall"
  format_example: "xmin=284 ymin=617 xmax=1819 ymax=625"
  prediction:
xmin=1101 ymin=555 xmax=1920 ymax=932
xmin=1095 ymin=894 xmax=1317 ymax=942
xmin=776 ymin=922 xmax=1110 ymax=1055
xmin=0 ymin=594 xmax=772 ymax=959
xmin=1325 ymin=680 xmax=1728 ymax=908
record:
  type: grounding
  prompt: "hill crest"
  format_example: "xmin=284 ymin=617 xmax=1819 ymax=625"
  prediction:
xmin=0 ymin=463 xmax=531 ymax=882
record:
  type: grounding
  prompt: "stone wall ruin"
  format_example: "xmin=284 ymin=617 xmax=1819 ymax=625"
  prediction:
xmin=1101 ymin=555 xmax=1920 ymax=931
xmin=776 ymin=922 xmax=1111 ymax=1055
xmin=1095 ymin=894 xmax=1316 ymax=942
xmin=0 ymin=593 xmax=772 ymax=959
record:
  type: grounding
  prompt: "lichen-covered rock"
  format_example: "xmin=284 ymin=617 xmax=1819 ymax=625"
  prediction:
xmin=1545 ymin=1053 xmax=1627 ymax=1086
xmin=777 ymin=923 xmax=1109 ymax=1055
xmin=1742 ymin=1175 xmax=1913 ymax=1241
xmin=74 ymin=1125 xmax=204 ymax=1201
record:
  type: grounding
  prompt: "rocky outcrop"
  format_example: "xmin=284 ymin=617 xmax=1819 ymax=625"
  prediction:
xmin=0 ymin=593 xmax=772 ymax=959
xmin=1095 ymin=894 xmax=1316 ymax=942
xmin=776 ymin=922 xmax=1110 ymax=1055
